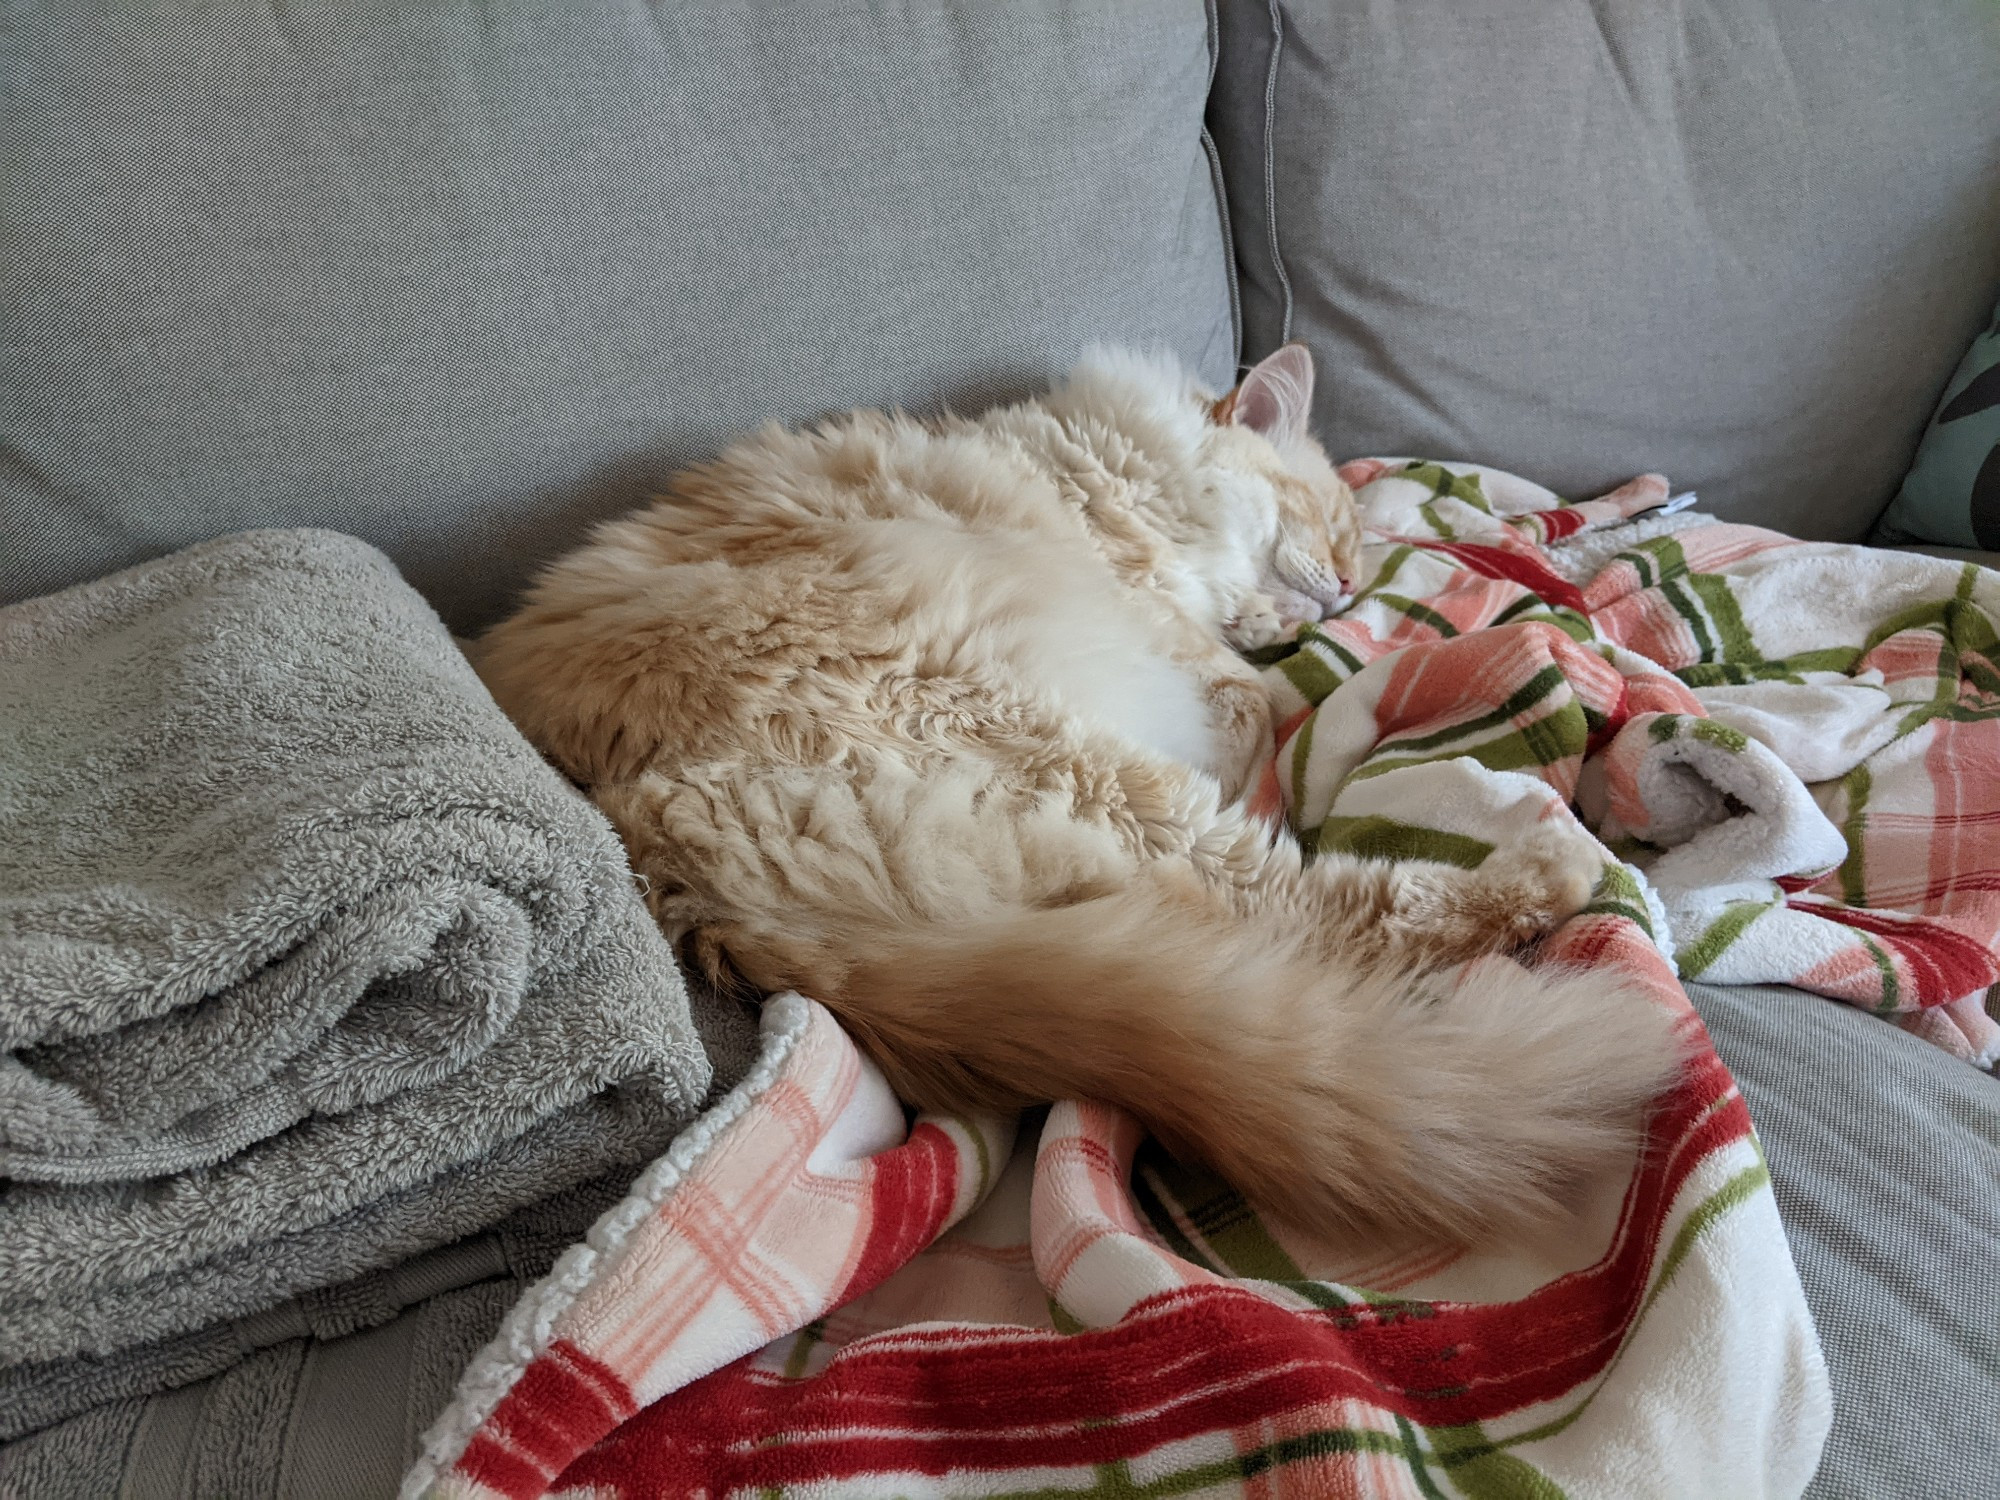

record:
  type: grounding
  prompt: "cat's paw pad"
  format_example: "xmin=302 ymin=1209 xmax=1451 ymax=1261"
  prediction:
xmin=1224 ymin=594 xmax=1285 ymax=650
xmin=1503 ymin=823 xmax=1608 ymax=939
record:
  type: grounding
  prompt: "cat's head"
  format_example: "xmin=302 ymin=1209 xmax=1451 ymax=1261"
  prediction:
xmin=1205 ymin=343 xmax=1361 ymax=622
xmin=1059 ymin=342 xmax=1360 ymax=623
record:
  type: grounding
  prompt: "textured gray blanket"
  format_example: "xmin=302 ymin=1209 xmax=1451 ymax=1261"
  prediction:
xmin=0 ymin=531 xmax=710 ymax=1391
xmin=0 ymin=978 xmax=762 ymax=1459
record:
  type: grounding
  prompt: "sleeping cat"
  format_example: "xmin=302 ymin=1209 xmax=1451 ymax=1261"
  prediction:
xmin=476 ymin=344 xmax=1681 ymax=1243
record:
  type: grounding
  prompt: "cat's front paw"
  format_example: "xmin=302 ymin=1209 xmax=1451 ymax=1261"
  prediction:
xmin=1224 ymin=593 xmax=1285 ymax=650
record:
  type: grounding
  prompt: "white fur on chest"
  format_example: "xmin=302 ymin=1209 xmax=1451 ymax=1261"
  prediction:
xmin=1020 ymin=600 xmax=1219 ymax=775
xmin=862 ymin=523 xmax=1225 ymax=780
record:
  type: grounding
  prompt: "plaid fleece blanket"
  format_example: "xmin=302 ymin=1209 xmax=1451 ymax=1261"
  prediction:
xmin=408 ymin=993 xmax=1821 ymax=1499
xmin=393 ymin=460 xmax=2000 ymax=1498
xmin=1284 ymin=459 xmax=2000 ymax=1063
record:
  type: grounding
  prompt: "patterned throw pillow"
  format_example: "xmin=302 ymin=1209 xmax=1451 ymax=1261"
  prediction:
xmin=1875 ymin=295 xmax=2000 ymax=548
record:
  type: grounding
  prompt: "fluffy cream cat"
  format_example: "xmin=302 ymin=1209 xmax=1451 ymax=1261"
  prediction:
xmin=477 ymin=345 xmax=1681 ymax=1243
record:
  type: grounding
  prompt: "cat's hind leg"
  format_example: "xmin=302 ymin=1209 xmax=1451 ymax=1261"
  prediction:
xmin=1289 ymin=820 xmax=1608 ymax=970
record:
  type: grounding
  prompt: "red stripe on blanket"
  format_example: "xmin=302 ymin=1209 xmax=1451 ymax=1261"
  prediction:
xmin=548 ymin=1047 xmax=1741 ymax=1494
xmin=1410 ymin=539 xmax=1592 ymax=615
xmin=1586 ymin=678 xmax=1633 ymax=759
xmin=1250 ymin=707 xmax=1313 ymax=825
xmin=1787 ymin=901 xmax=2000 ymax=1005
xmin=1369 ymin=623 xmax=1626 ymax=805
xmin=837 ymin=1119 xmax=962 ymax=1303
xmin=1532 ymin=507 xmax=1592 ymax=543
xmin=457 ymin=1341 xmax=636 ymax=1500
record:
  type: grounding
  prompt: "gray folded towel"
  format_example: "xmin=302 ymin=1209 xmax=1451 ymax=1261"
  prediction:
xmin=0 ymin=530 xmax=711 ymax=1374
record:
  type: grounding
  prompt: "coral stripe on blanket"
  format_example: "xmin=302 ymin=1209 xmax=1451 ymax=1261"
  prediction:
xmin=407 ymin=458 xmax=2000 ymax=1498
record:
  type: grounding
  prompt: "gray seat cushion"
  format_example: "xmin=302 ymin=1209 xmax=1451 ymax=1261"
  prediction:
xmin=1686 ymin=982 xmax=2000 ymax=1499
xmin=1 ymin=1 xmax=1236 ymax=630
xmin=1209 ymin=0 xmax=2000 ymax=541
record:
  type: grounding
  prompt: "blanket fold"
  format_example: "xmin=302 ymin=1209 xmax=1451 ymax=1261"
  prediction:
xmin=0 ymin=531 xmax=711 ymax=1404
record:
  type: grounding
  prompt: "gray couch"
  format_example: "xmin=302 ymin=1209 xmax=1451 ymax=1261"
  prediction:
xmin=3 ymin=3 xmax=1997 ymax=1495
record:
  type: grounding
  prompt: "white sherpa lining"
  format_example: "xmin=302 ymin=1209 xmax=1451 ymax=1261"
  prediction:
xmin=400 ymin=992 xmax=814 ymax=1500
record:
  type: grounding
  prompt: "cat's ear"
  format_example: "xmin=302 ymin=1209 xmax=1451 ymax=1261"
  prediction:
xmin=1213 ymin=342 xmax=1315 ymax=445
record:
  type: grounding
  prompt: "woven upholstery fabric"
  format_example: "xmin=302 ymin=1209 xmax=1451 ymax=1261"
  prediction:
xmin=1209 ymin=0 xmax=2000 ymax=541
xmin=1686 ymin=982 xmax=2000 ymax=1499
xmin=1 ymin=2 xmax=1236 ymax=629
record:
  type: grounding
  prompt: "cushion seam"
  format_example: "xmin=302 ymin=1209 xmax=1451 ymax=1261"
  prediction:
xmin=1262 ymin=0 xmax=1294 ymax=345
xmin=1201 ymin=125 xmax=1243 ymax=371
xmin=1202 ymin=0 xmax=1243 ymax=369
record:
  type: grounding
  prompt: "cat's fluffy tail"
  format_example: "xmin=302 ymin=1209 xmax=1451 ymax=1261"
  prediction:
xmin=788 ymin=883 xmax=1686 ymax=1245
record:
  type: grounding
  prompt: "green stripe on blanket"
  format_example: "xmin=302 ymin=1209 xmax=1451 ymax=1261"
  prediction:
xmin=1316 ymin=817 xmax=1496 ymax=867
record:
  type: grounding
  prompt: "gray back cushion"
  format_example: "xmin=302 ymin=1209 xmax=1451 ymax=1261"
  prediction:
xmin=3 ymin=2 xmax=1236 ymax=630
xmin=1211 ymin=1 xmax=2000 ymax=541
